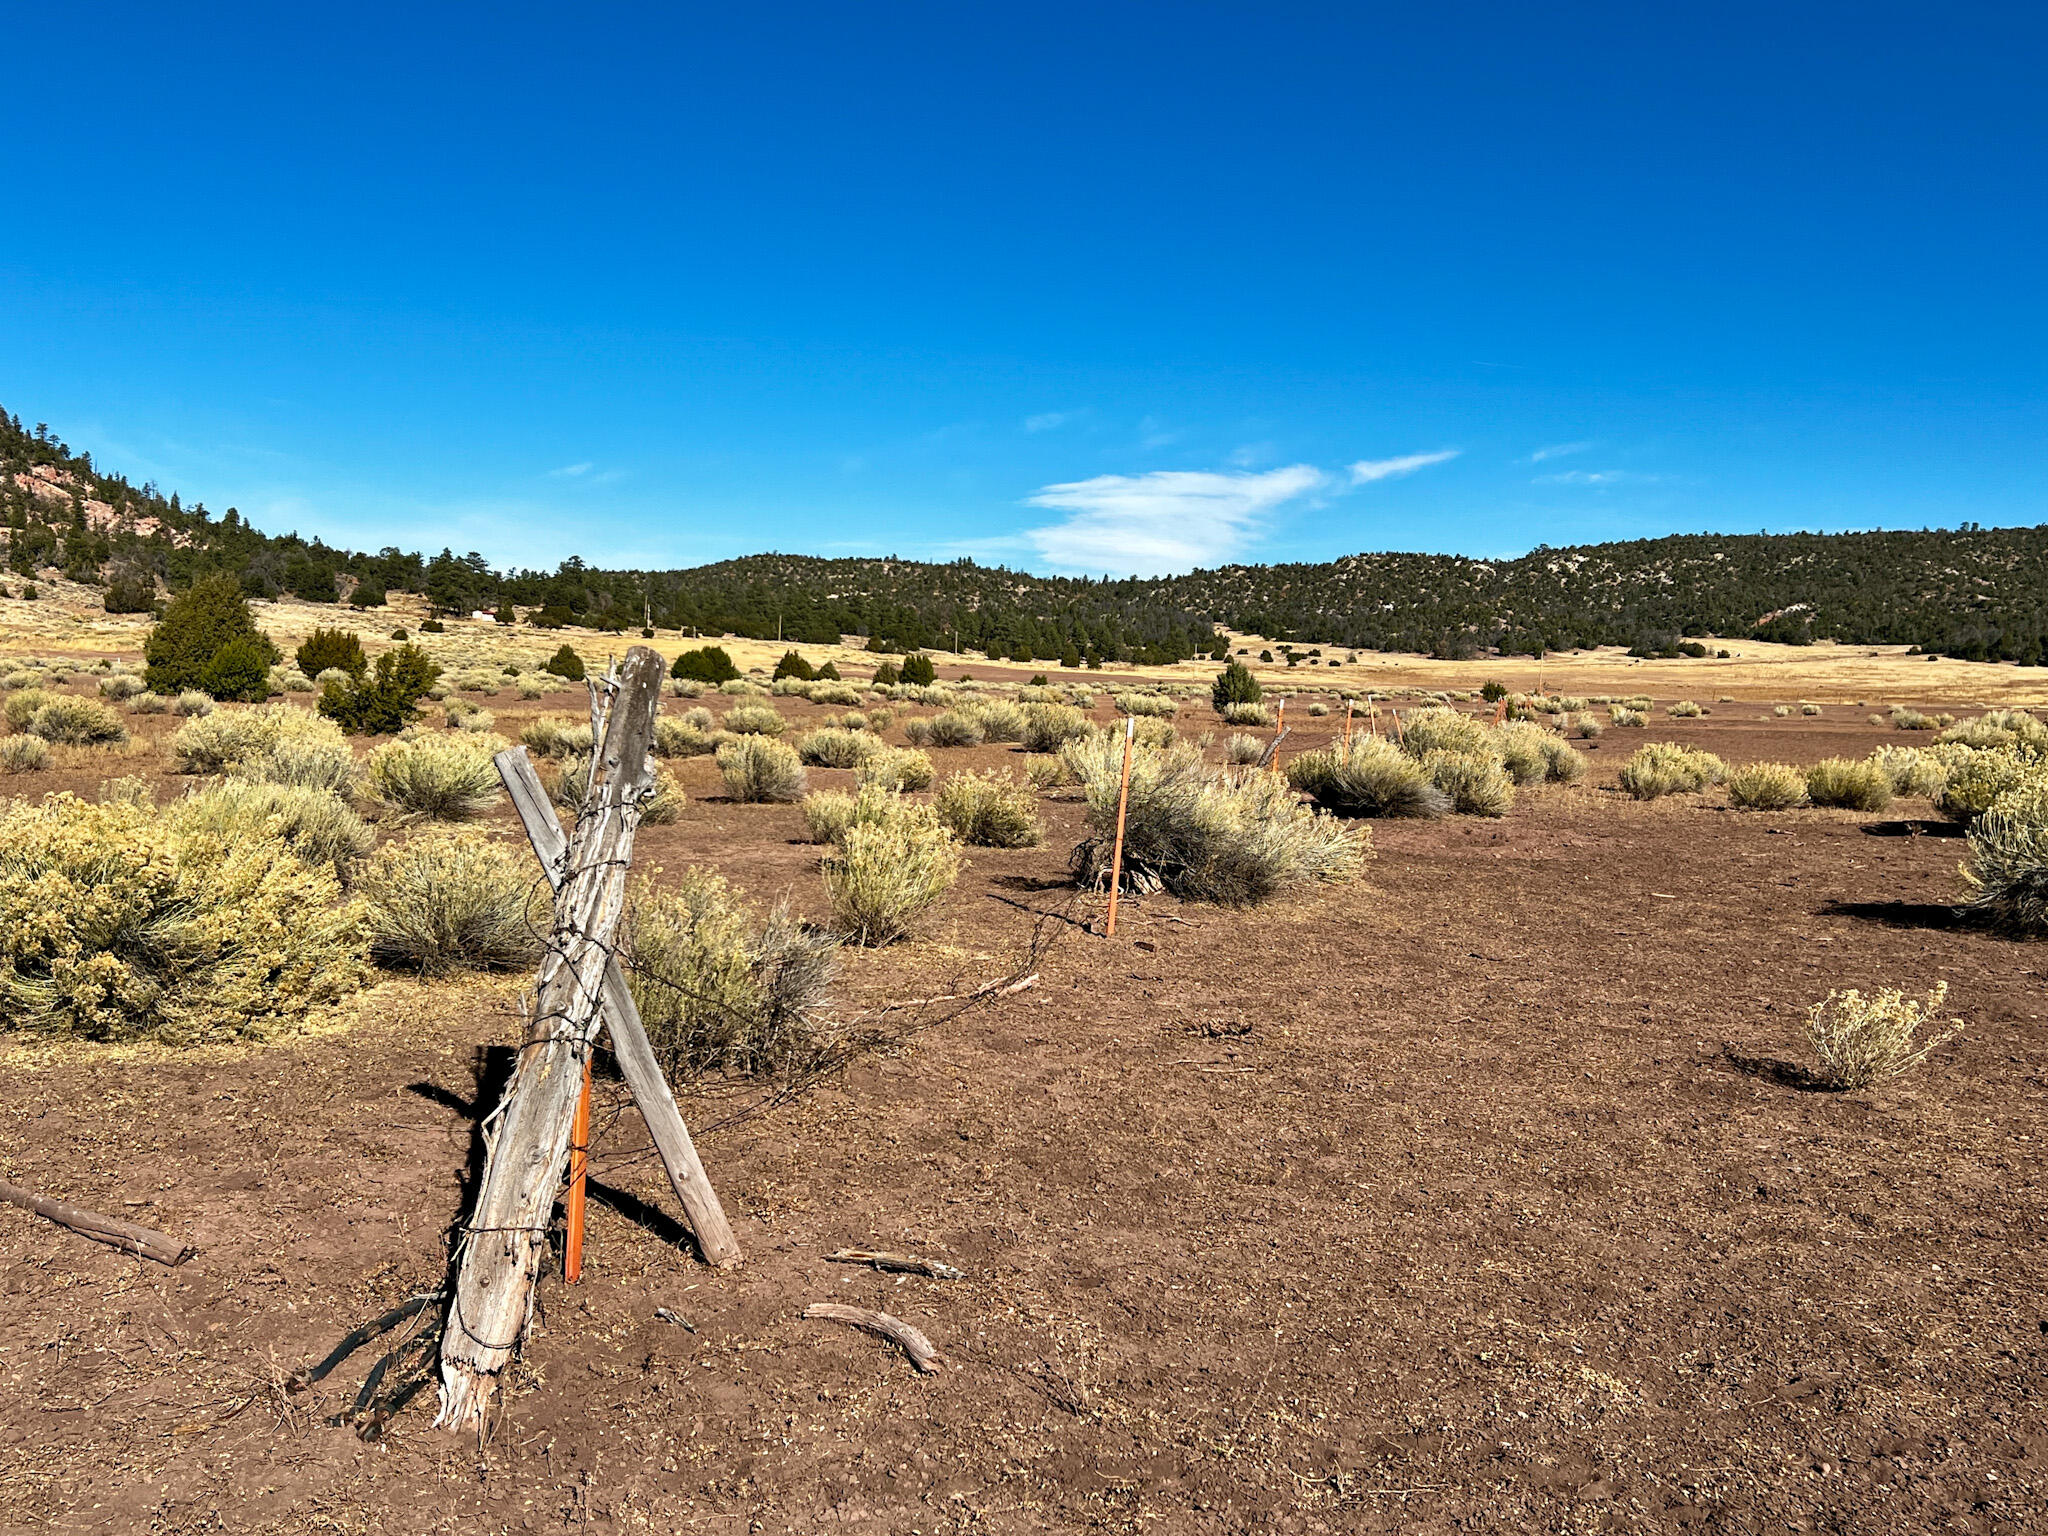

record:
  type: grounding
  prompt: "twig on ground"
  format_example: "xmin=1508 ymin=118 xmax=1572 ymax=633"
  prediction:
xmin=825 ymin=1248 xmax=964 ymax=1280
xmin=803 ymin=1303 xmax=944 ymax=1373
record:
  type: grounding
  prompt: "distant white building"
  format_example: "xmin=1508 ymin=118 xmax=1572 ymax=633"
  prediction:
xmin=470 ymin=611 xmax=497 ymax=624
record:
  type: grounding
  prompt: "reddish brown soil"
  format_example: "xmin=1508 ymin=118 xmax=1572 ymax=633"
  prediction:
xmin=4 ymin=695 xmax=2048 ymax=1534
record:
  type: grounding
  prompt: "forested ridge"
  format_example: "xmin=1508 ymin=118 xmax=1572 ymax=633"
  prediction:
xmin=6 ymin=407 xmax=2047 ymax=664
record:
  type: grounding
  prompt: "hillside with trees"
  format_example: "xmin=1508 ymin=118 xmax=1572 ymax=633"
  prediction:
xmin=5 ymin=406 xmax=2046 ymax=664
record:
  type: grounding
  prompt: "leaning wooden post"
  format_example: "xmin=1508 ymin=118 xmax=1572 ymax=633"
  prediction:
xmin=437 ymin=645 xmax=666 ymax=1430
xmin=493 ymin=747 xmax=741 ymax=1269
xmin=564 ymin=1058 xmax=593 ymax=1284
xmin=1104 ymin=715 xmax=1136 ymax=937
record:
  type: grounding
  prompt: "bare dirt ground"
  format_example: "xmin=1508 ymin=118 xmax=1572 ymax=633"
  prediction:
xmin=3 ymin=641 xmax=2047 ymax=1534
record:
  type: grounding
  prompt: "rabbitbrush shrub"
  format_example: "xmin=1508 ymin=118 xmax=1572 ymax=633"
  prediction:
xmin=1223 ymin=732 xmax=1265 ymax=766
xmin=717 ymin=735 xmax=807 ymax=802
xmin=0 ymin=735 xmax=51 ymax=774
xmin=521 ymin=714 xmax=595 ymax=759
xmin=358 ymin=830 xmax=545 ymax=975
xmin=1936 ymin=747 xmax=2046 ymax=824
xmin=1617 ymin=742 xmax=1726 ymax=801
xmin=821 ymin=796 xmax=963 ymax=944
xmin=797 ymin=727 xmax=884 ymax=768
xmin=1962 ymin=778 xmax=2048 ymax=937
xmin=0 ymin=793 xmax=369 ymax=1042
xmin=622 ymin=869 xmax=838 ymax=1077
xmin=1868 ymin=745 xmax=1946 ymax=800
xmin=935 ymin=769 xmax=1043 ymax=847
xmin=1804 ymin=757 xmax=1893 ymax=813
xmin=27 ymin=695 xmax=128 ymax=745
xmin=169 ymin=780 xmax=376 ymax=879
xmin=1221 ymin=701 xmax=1275 ymax=727
xmin=367 ymin=732 xmax=506 ymax=820
xmin=855 ymin=746 xmax=935 ymax=793
xmin=1423 ymin=750 xmax=1515 ymax=817
xmin=1021 ymin=703 xmax=1091 ymax=753
xmin=1490 ymin=723 xmax=1551 ymax=787
xmin=1286 ymin=735 xmax=1449 ymax=818
xmin=723 ymin=703 xmax=788 ymax=737
xmin=1804 ymin=982 xmax=1961 ymax=1090
xmin=1400 ymin=707 xmax=1490 ymax=759
xmin=1067 ymin=735 xmax=1368 ymax=905
xmin=1726 ymin=762 xmax=1808 ymax=811
xmin=925 ymin=709 xmax=985 ymax=748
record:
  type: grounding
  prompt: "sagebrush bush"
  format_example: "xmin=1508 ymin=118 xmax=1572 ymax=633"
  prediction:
xmin=1617 ymin=742 xmax=1726 ymax=800
xmin=1805 ymin=982 xmax=1962 ymax=1090
xmin=650 ymin=717 xmax=715 ymax=757
xmin=973 ymin=701 xmax=1028 ymax=742
xmin=800 ymin=788 xmax=861 ymax=845
xmin=1287 ymin=735 xmax=1449 ymax=818
xmin=925 ymin=710 xmax=984 ymax=748
xmin=1017 ymin=703 xmax=1088 ymax=753
xmin=169 ymin=780 xmax=376 ymax=878
xmin=367 ymin=732 xmax=506 ymax=820
xmin=1069 ymin=735 xmax=1369 ymax=904
xmin=1401 ymin=707 xmax=1489 ymax=758
xmin=1867 ymin=745 xmax=1944 ymax=800
xmin=1667 ymin=700 xmax=1704 ymax=718
xmin=1223 ymin=732 xmax=1265 ymax=766
xmin=358 ymin=830 xmax=545 ymax=974
xmin=1939 ymin=709 xmax=2048 ymax=752
xmin=1536 ymin=734 xmax=1586 ymax=784
xmin=99 ymin=674 xmax=146 ymax=701
xmin=822 ymin=797 xmax=963 ymax=944
xmin=1491 ymin=723 xmax=1551 ymax=786
xmin=935 ymin=770 xmax=1043 ymax=847
xmin=797 ymin=727 xmax=884 ymax=768
xmin=1114 ymin=692 xmax=1179 ymax=719
xmin=520 ymin=714 xmax=595 ymax=759
xmin=1570 ymin=711 xmax=1603 ymax=739
xmin=0 ymin=793 xmax=369 ymax=1042
xmin=1936 ymin=747 xmax=2046 ymax=824
xmin=1024 ymin=754 xmax=1069 ymax=790
xmin=0 ymin=735 xmax=51 ymax=774
xmin=1804 ymin=757 xmax=1893 ymax=813
xmin=855 ymin=746 xmax=935 ymax=793
xmin=549 ymin=754 xmax=685 ymax=824
xmin=1961 ymin=778 xmax=2048 ymax=937
xmin=169 ymin=703 xmax=350 ymax=787
xmin=1609 ymin=706 xmax=1647 ymax=728
xmin=622 ymin=869 xmax=838 ymax=1077
xmin=1423 ymin=750 xmax=1515 ymax=817
xmin=1726 ymin=761 xmax=1808 ymax=810
xmin=1221 ymin=701 xmax=1275 ymax=727
xmin=127 ymin=691 xmax=171 ymax=714
xmin=723 ymin=703 xmax=788 ymax=737
xmin=717 ymin=735 xmax=807 ymax=802
xmin=27 ymin=695 xmax=128 ymax=745
xmin=174 ymin=690 xmax=214 ymax=717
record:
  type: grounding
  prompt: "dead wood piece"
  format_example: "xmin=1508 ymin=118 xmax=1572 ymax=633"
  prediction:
xmin=437 ymin=647 xmax=667 ymax=1430
xmin=654 ymin=1306 xmax=697 ymax=1332
xmin=0 ymin=1179 xmax=192 ymax=1266
xmin=880 ymin=972 xmax=1038 ymax=1013
xmin=803 ymin=1303 xmax=944 ymax=1374
xmin=825 ymin=1249 xmax=964 ymax=1280
xmin=496 ymin=745 xmax=741 ymax=1270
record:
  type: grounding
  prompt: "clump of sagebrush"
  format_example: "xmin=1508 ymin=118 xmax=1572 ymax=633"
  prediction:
xmin=367 ymin=732 xmax=507 ymax=821
xmin=168 ymin=703 xmax=355 ymax=793
xmin=1936 ymin=746 xmax=2045 ymax=824
xmin=723 ymin=703 xmax=788 ymax=737
xmin=924 ymin=709 xmax=984 ymax=748
xmin=1804 ymin=757 xmax=1893 ymax=813
xmin=935 ymin=769 xmax=1042 ymax=847
xmin=25 ymin=695 xmax=128 ymax=745
xmin=1400 ymin=707 xmax=1490 ymax=758
xmin=1023 ymin=754 xmax=1070 ymax=790
xmin=821 ymin=795 xmax=963 ymax=944
xmin=1287 ymin=734 xmax=1449 ymax=819
xmin=1667 ymin=700 xmax=1705 ymax=718
xmin=1068 ymin=734 xmax=1368 ymax=905
xmin=1868 ymin=745 xmax=1946 ymax=800
xmin=1570 ymin=711 xmax=1603 ymax=739
xmin=521 ymin=714 xmax=595 ymax=759
xmin=1422 ymin=750 xmax=1514 ymax=817
xmin=797 ymin=727 xmax=883 ymax=768
xmin=318 ymin=644 xmax=442 ymax=734
xmin=717 ymin=735 xmax=807 ymax=803
xmin=357 ymin=830 xmax=546 ymax=975
xmin=0 ymin=735 xmax=51 ymax=774
xmin=1890 ymin=705 xmax=1936 ymax=730
xmin=174 ymin=690 xmax=214 ymax=717
xmin=1617 ymin=742 xmax=1726 ymax=801
xmin=622 ymin=869 xmax=838 ymax=1078
xmin=1222 ymin=732 xmax=1265 ymax=766
xmin=1726 ymin=761 xmax=1808 ymax=811
xmin=0 ymin=793 xmax=369 ymax=1043
xmin=127 ymin=691 xmax=171 ymax=714
xmin=1535 ymin=733 xmax=1586 ymax=785
xmin=1609 ymin=705 xmax=1647 ymax=728
xmin=1114 ymin=692 xmax=1179 ymax=719
xmin=855 ymin=745 xmax=935 ymax=793
xmin=1961 ymin=778 xmax=2048 ymax=937
xmin=1804 ymin=982 xmax=1962 ymax=1090
xmin=1938 ymin=709 xmax=2048 ymax=752
xmin=99 ymin=674 xmax=146 ymax=701
xmin=1221 ymin=701 xmax=1274 ymax=727
xmin=169 ymin=780 xmax=377 ymax=879
xmin=1019 ymin=703 xmax=1090 ymax=753
xmin=972 ymin=700 xmax=1028 ymax=742
xmin=1490 ymin=723 xmax=1551 ymax=787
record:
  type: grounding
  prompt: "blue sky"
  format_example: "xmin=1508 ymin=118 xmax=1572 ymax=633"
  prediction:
xmin=1 ymin=3 xmax=2042 ymax=577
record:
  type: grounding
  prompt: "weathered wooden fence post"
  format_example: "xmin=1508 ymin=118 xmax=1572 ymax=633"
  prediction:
xmin=436 ymin=646 xmax=667 ymax=1429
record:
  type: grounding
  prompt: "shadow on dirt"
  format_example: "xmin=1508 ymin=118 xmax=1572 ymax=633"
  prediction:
xmin=1821 ymin=898 xmax=1965 ymax=931
xmin=1720 ymin=1046 xmax=1837 ymax=1093
xmin=1861 ymin=819 xmax=1965 ymax=838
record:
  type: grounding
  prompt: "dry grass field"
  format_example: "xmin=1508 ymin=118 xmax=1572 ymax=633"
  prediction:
xmin=2 ymin=592 xmax=2046 ymax=1534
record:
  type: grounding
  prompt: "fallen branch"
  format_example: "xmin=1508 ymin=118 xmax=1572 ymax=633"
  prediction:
xmin=825 ymin=1249 xmax=964 ymax=1280
xmin=0 ymin=1179 xmax=192 ymax=1266
xmin=874 ymin=972 xmax=1038 ymax=1014
xmin=803 ymin=1303 xmax=944 ymax=1373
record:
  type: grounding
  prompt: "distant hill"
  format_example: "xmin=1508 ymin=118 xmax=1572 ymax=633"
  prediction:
xmin=5 ymin=406 xmax=2046 ymax=664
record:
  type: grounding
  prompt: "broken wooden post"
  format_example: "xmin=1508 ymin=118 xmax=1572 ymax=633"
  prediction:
xmin=437 ymin=645 xmax=667 ymax=1429
xmin=1104 ymin=715 xmax=1136 ymax=937
xmin=493 ymin=746 xmax=740 ymax=1269
xmin=0 ymin=1178 xmax=193 ymax=1266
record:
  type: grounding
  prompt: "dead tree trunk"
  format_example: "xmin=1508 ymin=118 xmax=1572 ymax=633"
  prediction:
xmin=494 ymin=744 xmax=740 ymax=1267
xmin=436 ymin=646 xmax=666 ymax=1429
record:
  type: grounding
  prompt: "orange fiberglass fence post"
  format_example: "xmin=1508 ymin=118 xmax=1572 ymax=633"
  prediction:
xmin=565 ymin=1054 xmax=593 ymax=1283
xmin=1104 ymin=715 xmax=1137 ymax=937
xmin=1343 ymin=699 xmax=1354 ymax=742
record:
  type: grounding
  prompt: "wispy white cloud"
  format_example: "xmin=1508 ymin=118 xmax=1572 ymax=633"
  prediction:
xmin=549 ymin=461 xmax=593 ymax=478
xmin=1228 ymin=441 xmax=1279 ymax=469
xmin=1529 ymin=440 xmax=1594 ymax=463
xmin=1348 ymin=449 xmax=1459 ymax=485
xmin=1135 ymin=415 xmax=1179 ymax=451
xmin=1534 ymin=469 xmax=1662 ymax=486
xmin=1024 ymin=465 xmax=1326 ymax=576
xmin=1024 ymin=411 xmax=1078 ymax=433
